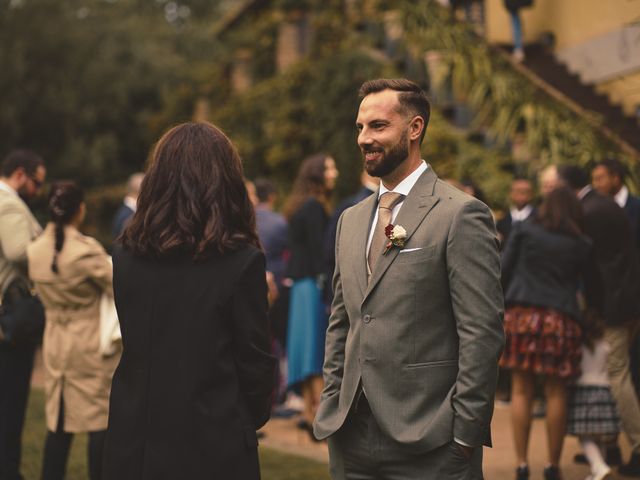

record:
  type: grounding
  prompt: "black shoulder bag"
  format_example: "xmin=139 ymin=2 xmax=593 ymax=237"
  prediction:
xmin=0 ymin=279 xmax=45 ymax=346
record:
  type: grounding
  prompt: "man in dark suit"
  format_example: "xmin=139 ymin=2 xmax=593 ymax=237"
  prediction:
xmin=592 ymin=158 xmax=640 ymax=254
xmin=496 ymin=177 xmax=535 ymax=248
xmin=111 ymin=172 xmax=144 ymax=239
xmin=560 ymin=165 xmax=640 ymax=476
xmin=592 ymin=158 xmax=640 ymax=402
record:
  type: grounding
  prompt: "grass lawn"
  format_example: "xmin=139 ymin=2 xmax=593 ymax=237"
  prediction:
xmin=22 ymin=388 xmax=330 ymax=480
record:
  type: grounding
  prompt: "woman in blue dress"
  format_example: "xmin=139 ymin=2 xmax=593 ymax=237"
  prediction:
xmin=283 ymin=153 xmax=338 ymax=436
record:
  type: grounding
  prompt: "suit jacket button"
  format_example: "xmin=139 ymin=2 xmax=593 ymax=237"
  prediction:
xmin=363 ymin=315 xmax=371 ymax=323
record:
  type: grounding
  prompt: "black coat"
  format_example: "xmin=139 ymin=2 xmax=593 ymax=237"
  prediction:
xmin=285 ymin=197 xmax=328 ymax=280
xmin=111 ymin=203 xmax=134 ymax=239
xmin=103 ymin=245 xmax=276 ymax=480
xmin=501 ymin=221 xmax=591 ymax=321
xmin=496 ymin=206 xmax=536 ymax=249
xmin=581 ymin=189 xmax=640 ymax=326
xmin=624 ymin=193 xmax=640 ymax=254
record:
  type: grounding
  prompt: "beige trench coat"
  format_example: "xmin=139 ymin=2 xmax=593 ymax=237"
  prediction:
xmin=27 ymin=224 xmax=119 ymax=433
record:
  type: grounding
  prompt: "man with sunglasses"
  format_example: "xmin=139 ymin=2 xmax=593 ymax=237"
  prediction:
xmin=0 ymin=149 xmax=45 ymax=480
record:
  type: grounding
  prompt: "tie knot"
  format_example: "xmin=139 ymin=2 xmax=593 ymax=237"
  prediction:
xmin=379 ymin=192 xmax=404 ymax=210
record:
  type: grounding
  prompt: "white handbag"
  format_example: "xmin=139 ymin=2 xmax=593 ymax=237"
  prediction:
xmin=99 ymin=292 xmax=121 ymax=357
xmin=99 ymin=257 xmax=121 ymax=357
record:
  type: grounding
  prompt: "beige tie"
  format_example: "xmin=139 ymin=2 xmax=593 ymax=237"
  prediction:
xmin=368 ymin=192 xmax=405 ymax=275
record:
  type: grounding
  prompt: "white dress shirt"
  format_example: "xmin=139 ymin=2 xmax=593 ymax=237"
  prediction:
xmin=366 ymin=161 xmax=428 ymax=256
xmin=510 ymin=204 xmax=533 ymax=222
xmin=614 ymin=185 xmax=629 ymax=209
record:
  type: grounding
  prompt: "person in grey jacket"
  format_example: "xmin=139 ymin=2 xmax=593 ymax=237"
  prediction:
xmin=0 ymin=149 xmax=46 ymax=480
xmin=315 ymin=78 xmax=504 ymax=480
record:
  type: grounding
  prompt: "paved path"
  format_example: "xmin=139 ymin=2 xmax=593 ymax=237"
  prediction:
xmin=260 ymin=402 xmax=635 ymax=479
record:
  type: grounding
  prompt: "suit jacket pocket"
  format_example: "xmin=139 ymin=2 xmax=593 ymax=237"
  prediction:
xmin=396 ymin=245 xmax=436 ymax=263
xmin=399 ymin=359 xmax=459 ymax=389
xmin=403 ymin=359 xmax=457 ymax=369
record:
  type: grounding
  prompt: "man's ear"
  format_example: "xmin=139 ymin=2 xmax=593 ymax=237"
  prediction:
xmin=409 ymin=116 xmax=424 ymax=142
xmin=11 ymin=166 xmax=27 ymax=183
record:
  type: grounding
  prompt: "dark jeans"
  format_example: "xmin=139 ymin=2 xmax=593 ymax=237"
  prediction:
xmin=328 ymin=395 xmax=483 ymax=480
xmin=0 ymin=342 xmax=36 ymax=480
xmin=41 ymin=396 xmax=106 ymax=480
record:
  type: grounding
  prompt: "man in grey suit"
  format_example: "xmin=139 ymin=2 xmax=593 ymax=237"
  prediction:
xmin=0 ymin=149 xmax=45 ymax=480
xmin=314 ymin=79 xmax=504 ymax=479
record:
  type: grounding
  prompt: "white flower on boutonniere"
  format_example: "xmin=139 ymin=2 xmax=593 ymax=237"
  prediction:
xmin=383 ymin=224 xmax=407 ymax=254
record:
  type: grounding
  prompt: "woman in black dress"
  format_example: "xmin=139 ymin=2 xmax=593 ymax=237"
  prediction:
xmin=103 ymin=122 xmax=276 ymax=480
xmin=283 ymin=153 xmax=338 ymax=436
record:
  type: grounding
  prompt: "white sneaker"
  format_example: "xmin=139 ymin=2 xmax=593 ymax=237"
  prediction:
xmin=592 ymin=465 xmax=612 ymax=480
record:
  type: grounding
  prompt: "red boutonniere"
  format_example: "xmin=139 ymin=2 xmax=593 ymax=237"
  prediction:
xmin=383 ymin=224 xmax=407 ymax=254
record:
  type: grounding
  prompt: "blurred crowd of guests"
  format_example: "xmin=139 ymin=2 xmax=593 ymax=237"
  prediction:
xmin=1 ymin=140 xmax=639 ymax=480
xmin=494 ymin=160 xmax=640 ymax=480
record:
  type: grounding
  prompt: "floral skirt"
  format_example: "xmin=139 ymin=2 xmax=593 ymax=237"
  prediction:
xmin=499 ymin=305 xmax=582 ymax=378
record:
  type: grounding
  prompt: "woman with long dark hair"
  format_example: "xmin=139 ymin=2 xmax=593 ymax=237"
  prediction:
xmin=500 ymin=186 xmax=591 ymax=480
xmin=27 ymin=181 xmax=117 ymax=480
xmin=283 ymin=153 xmax=338 ymax=438
xmin=102 ymin=122 xmax=276 ymax=480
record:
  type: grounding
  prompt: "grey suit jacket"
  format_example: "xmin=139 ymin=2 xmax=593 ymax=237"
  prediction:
xmin=0 ymin=188 xmax=42 ymax=295
xmin=314 ymin=167 xmax=504 ymax=452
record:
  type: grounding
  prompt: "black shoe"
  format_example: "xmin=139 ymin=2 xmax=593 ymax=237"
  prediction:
xmin=543 ymin=465 xmax=561 ymax=480
xmin=619 ymin=453 xmax=640 ymax=476
xmin=573 ymin=453 xmax=589 ymax=465
xmin=606 ymin=445 xmax=622 ymax=466
xmin=515 ymin=465 xmax=529 ymax=480
xmin=574 ymin=453 xmax=588 ymax=465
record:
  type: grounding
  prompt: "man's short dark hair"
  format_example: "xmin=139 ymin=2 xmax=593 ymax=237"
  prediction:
xmin=359 ymin=78 xmax=431 ymax=144
xmin=1 ymin=149 xmax=44 ymax=177
xmin=595 ymin=157 xmax=627 ymax=183
xmin=558 ymin=165 xmax=589 ymax=190
xmin=254 ymin=178 xmax=276 ymax=203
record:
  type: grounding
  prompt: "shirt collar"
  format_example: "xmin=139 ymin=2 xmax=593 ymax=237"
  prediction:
xmin=577 ymin=185 xmax=592 ymax=200
xmin=614 ymin=185 xmax=628 ymax=208
xmin=0 ymin=180 xmax=18 ymax=196
xmin=510 ymin=204 xmax=534 ymax=222
xmin=124 ymin=196 xmax=137 ymax=212
xmin=378 ymin=161 xmax=428 ymax=199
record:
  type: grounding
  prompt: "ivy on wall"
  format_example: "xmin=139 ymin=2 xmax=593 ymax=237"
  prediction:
xmin=398 ymin=1 xmax=637 ymax=189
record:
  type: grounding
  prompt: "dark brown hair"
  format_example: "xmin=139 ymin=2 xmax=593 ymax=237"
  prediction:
xmin=121 ymin=122 xmax=259 ymax=259
xmin=283 ymin=153 xmax=332 ymax=220
xmin=2 ymin=149 xmax=44 ymax=177
xmin=595 ymin=157 xmax=627 ymax=183
xmin=581 ymin=308 xmax=606 ymax=351
xmin=535 ymin=186 xmax=584 ymax=237
xmin=359 ymin=78 xmax=431 ymax=144
xmin=48 ymin=181 xmax=84 ymax=273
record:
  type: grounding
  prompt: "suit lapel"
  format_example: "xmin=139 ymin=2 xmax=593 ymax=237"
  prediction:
xmin=351 ymin=193 xmax=377 ymax=298
xmin=363 ymin=167 xmax=440 ymax=302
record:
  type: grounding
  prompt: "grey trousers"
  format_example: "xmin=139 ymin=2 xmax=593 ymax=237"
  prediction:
xmin=328 ymin=398 xmax=483 ymax=480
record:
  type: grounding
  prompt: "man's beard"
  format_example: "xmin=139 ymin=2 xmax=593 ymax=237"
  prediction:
xmin=363 ymin=130 xmax=409 ymax=178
